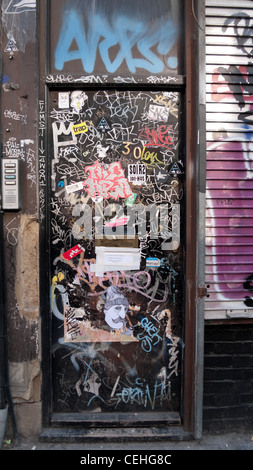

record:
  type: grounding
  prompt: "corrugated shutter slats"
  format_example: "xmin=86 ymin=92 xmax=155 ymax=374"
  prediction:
xmin=205 ymin=1 xmax=253 ymax=319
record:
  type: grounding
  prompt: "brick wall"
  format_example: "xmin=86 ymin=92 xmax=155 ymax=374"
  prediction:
xmin=203 ymin=324 xmax=253 ymax=432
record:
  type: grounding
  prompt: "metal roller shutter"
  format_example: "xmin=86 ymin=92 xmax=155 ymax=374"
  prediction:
xmin=205 ymin=0 xmax=253 ymax=319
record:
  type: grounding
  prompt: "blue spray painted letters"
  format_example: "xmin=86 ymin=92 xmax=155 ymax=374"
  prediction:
xmin=54 ymin=10 xmax=178 ymax=74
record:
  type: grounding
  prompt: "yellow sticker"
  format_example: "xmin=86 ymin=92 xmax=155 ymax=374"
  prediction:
xmin=72 ymin=121 xmax=88 ymax=135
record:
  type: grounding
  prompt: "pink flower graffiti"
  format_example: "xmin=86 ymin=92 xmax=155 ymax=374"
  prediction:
xmin=83 ymin=161 xmax=133 ymax=200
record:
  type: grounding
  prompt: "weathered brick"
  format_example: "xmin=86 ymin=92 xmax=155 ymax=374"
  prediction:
xmin=203 ymin=325 xmax=253 ymax=431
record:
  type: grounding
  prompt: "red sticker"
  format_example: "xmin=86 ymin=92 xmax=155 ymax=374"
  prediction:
xmin=62 ymin=244 xmax=85 ymax=260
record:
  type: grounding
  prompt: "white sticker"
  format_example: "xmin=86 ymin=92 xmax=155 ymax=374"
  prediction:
xmin=65 ymin=181 xmax=83 ymax=194
xmin=92 ymin=247 xmax=140 ymax=276
xmin=58 ymin=92 xmax=69 ymax=109
xmin=147 ymin=104 xmax=169 ymax=122
xmin=146 ymin=257 xmax=161 ymax=267
xmin=128 ymin=164 xmax=146 ymax=185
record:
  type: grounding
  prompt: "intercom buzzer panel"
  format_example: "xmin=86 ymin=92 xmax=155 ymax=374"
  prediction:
xmin=1 ymin=158 xmax=21 ymax=210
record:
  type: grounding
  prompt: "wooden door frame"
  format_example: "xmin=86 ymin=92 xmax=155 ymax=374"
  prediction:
xmin=38 ymin=0 xmax=206 ymax=440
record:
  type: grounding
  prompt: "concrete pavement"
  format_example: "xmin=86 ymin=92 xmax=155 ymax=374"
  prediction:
xmin=2 ymin=431 xmax=253 ymax=451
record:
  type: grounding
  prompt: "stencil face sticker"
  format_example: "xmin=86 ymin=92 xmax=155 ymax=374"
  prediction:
xmin=70 ymin=90 xmax=88 ymax=114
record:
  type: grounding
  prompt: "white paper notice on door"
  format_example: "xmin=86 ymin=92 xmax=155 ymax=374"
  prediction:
xmin=91 ymin=247 xmax=140 ymax=276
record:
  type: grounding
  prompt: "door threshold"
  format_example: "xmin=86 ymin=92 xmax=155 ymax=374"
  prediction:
xmin=51 ymin=411 xmax=181 ymax=428
xmin=40 ymin=425 xmax=192 ymax=443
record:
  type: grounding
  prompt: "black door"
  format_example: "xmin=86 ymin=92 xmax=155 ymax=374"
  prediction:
xmin=48 ymin=88 xmax=184 ymax=422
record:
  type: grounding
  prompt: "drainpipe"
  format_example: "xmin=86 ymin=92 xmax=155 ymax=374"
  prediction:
xmin=0 ymin=206 xmax=6 ymax=410
xmin=194 ymin=0 xmax=206 ymax=440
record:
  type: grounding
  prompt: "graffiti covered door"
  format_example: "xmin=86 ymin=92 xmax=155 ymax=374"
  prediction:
xmin=49 ymin=88 xmax=184 ymax=421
